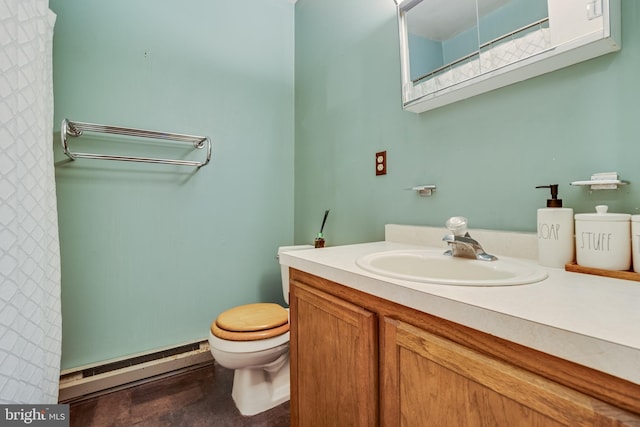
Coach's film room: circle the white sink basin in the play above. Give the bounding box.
[356,249,547,286]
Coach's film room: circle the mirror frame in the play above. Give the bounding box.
[397,0,621,113]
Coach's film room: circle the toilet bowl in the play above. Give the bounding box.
[208,304,290,416]
[208,245,312,416]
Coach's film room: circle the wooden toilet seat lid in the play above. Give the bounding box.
[210,320,289,341]
[211,303,289,341]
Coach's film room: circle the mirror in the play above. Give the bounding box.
[397,0,621,113]
[406,0,480,83]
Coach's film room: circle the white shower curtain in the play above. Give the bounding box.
[0,0,61,403]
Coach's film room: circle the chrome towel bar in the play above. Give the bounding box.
[61,118,212,168]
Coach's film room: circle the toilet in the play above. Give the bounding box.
[208,245,312,416]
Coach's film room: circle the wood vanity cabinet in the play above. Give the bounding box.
[289,278,378,426]
[289,269,640,427]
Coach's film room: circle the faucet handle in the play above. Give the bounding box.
[445,216,468,236]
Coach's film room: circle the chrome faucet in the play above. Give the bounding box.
[442,217,497,261]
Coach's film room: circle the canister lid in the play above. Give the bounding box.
[632,214,640,222]
[574,205,630,222]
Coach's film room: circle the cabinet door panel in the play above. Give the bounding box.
[383,317,638,427]
[290,281,378,427]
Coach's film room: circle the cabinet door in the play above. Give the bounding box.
[290,281,378,427]
[381,317,639,427]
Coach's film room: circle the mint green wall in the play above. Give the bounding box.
[50,0,295,370]
[294,0,640,246]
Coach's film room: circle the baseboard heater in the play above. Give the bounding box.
[58,340,213,403]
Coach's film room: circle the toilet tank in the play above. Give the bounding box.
[278,245,313,304]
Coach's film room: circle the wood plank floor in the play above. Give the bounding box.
[69,363,290,426]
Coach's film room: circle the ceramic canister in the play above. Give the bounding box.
[632,215,640,273]
[575,205,631,271]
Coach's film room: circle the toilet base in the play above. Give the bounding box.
[231,353,290,416]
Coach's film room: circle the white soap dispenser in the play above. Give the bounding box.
[535,185,575,268]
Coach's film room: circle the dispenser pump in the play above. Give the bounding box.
[536,184,563,208]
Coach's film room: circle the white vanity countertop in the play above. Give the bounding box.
[280,238,640,386]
